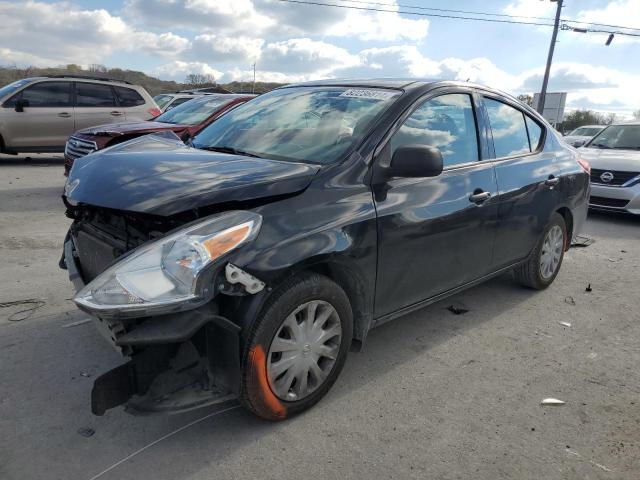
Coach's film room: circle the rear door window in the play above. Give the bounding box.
[75,83,117,107]
[485,98,530,158]
[14,81,72,107]
[114,86,145,107]
[390,93,479,167]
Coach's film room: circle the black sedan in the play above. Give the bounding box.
[61,79,590,420]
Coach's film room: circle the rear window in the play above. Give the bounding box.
[153,95,173,109]
[165,97,192,111]
[76,83,117,107]
[114,86,145,107]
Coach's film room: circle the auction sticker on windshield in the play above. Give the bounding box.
[339,89,397,101]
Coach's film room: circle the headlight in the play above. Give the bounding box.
[74,211,261,317]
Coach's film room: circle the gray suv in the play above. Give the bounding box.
[0,76,160,154]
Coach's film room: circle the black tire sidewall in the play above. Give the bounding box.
[241,273,353,420]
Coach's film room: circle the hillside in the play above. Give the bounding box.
[0,64,285,96]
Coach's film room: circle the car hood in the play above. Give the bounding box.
[64,134,320,216]
[76,121,186,137]
[578,147,640,171]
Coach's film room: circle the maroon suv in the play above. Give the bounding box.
[64,94,255,175]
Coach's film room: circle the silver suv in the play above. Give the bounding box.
[0,76,160,154]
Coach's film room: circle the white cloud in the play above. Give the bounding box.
[516,62,640,113]
[574,0,640,44]
[503,0,556,19]
[259,38,360,74]
[191,34,264,63]
[124,0,275,35]
[0,1,190,65]
[154,61,223,81]
[325,9,429,42]
[125,0,428,41]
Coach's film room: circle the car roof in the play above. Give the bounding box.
[613,121,640,126]
[183,93,257,103]
[573,125,604,129]
[281,78,518,96]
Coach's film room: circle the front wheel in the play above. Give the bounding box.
[514,212,567,289]
[240,273,353,420]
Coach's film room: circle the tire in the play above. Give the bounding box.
[240,272,353,421]
[514,212,567,290]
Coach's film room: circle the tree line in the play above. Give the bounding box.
[0,64,284,96]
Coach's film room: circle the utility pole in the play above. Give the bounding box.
[252,62,256,94]
[537,0,563,115]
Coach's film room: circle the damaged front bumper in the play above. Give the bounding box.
[63,238,242,416]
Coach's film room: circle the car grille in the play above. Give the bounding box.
[590,168,640,187]
[65,136,98,161]
[589,196,630,209]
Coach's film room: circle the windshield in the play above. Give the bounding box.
[570,126,603,136]
[153,94,173,109]
[0,78,33,101]
[192,86,401,164]
[586,125,640,150]
[155,96,231,125]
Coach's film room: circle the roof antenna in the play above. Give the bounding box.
[466,78,470,82]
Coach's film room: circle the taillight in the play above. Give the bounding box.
[577,158,591,174]
[148,107,162,117]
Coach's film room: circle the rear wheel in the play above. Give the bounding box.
[514,212,567,289]
[240,273,353,420]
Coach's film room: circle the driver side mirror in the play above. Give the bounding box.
[387,145,443,179]
[15,98,29,112]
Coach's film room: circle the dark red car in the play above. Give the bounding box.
[64,94,255,175]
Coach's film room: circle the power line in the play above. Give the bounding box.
[561,18,640,33]
[331,0,558,22]
[337,0,640,33]
[275,0,555,26]
[276,0,640,38]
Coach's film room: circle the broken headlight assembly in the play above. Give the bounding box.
[74,211,262,317]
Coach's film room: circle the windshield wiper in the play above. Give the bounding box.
[197,145,262,158]
[590,143,611,149]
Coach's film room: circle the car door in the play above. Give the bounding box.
[73,82,123,130]
[482,95,559,268]
[373,90,499,319]
[2,80,74,150]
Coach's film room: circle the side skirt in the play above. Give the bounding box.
[372,261,522,329]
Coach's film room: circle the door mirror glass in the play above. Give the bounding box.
[15,98,29,112]
[389,145,443,178]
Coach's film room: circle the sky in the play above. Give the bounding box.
[1,0,639,114]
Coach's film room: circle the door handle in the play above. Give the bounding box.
[110,111,124,116]
[545,176,560,187]
[469,190,491,204]
[57,112,71,118]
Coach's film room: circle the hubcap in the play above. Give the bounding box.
[267,300,342,401]
[540,225,564,279]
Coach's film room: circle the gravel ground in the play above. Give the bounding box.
[1,154,639,480]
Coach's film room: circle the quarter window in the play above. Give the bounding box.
[14,81,72,107]
[76,83,117,107]
[114,86,145,107]
[525,116,543,151]
[485,98,530,158]
[390,93,479,167]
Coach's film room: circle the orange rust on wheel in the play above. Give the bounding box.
[251,345,287,419]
